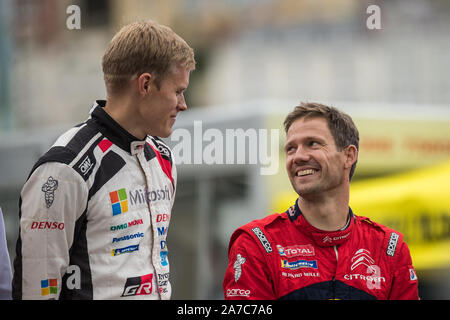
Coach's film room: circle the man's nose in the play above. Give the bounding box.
[293,145,310,163]
[178,93,187,111]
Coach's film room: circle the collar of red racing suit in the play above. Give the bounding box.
[286,199,356,247]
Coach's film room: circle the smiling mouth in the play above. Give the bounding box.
[296,169,318,177]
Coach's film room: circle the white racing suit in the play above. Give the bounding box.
[13,100,176,299]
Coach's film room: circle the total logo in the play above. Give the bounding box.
[277,244,315,258]
[344,248,385,290]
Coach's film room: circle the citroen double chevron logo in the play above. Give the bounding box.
[350,249,376,273]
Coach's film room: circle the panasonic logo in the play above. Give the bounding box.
[112,232,144,243]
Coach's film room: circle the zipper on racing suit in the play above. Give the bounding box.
[331,245,339,299]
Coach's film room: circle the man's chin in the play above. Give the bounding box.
[151,128,171,138]
[160,129,171,138]
[292,183,320,197]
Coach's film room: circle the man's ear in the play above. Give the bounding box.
[344,145,358,169]
[137,73,152,96]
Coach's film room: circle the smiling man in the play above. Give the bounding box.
[223,102,419,300]
[13,20,195,300]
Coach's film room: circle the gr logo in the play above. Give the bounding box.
[121,274,153,297]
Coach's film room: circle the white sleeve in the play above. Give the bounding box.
[17,162,88,300]
[170,153,177,208]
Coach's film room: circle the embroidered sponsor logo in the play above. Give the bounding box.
[160,250,168,266]
[281,271,320,278]
[158,272,170,288]
[78,155,94,176]
[41,278,58,296]
[410,268,418,281]
[156,213,170,223]
[281,259,318,270]
[42,176,58,208]
[387,232,400,256]
[350,248,375,271]
[277,244,315,258]
[112,232,144,243]
[251,227,272,253]
[110,187,171,216]
[111,244,139,256]
[121,274,153,297]
[226,288,251,298]
[128,186,171,205]
[233,254,246,283]
[322,232,350,244]
[110,218,143,231]
[345,249,385,290]
[109,188,128,216]
[157,226,167,236]
[31,221,65,230]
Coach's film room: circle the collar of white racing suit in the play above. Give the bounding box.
[287,198,356,247]
[90,100,147,154]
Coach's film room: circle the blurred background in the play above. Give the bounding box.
[1,0,450,299]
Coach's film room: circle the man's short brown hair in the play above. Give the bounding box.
[102,20,196,95]
[284,102,359,180]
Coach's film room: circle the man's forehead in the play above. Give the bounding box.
[168,65,190,85]
[286,117,331,138]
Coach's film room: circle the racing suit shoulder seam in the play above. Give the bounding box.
[357,216,406,273]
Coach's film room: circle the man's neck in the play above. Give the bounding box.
[104,96,146,140]
[297,189,350,232]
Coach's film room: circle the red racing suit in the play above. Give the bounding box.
[223,200,419,300]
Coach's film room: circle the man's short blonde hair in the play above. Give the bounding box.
[102,20,195,94]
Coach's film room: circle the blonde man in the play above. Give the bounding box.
[13,20,195,300]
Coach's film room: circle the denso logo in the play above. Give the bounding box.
[226,288,251,297]
[31,221,65,230]
[156,214,170,223]
[277,244,315,258]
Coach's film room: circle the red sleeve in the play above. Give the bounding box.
[223,230,276,300]
[388,241,420,300]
